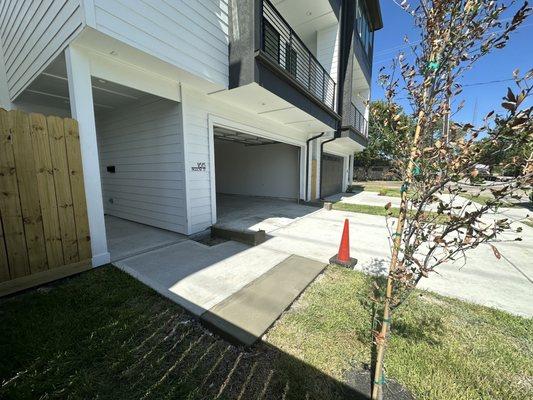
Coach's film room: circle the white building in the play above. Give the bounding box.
[0,0,383,266]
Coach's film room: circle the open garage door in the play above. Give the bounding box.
[214,127,301,200]
[321,153,343,197]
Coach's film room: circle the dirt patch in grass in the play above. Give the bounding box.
[344,369,414,400]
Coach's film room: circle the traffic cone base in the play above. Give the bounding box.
[329,254,358,268]
[329,218,358,268]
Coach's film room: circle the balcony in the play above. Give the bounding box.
[226,0,341,131]
[260,0,336,111]
[348,103,368,138]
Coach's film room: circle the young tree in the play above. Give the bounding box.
[370,2,532,399]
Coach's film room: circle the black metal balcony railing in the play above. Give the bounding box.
[260,0,336,111]
[349,103,368,138]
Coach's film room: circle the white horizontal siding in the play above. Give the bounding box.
[93,0,229,87]
[0,0,84,99]
[97,97,187,234]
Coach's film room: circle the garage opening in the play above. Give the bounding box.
[94,81,187,260]
[14,53,187,261]
[214,127,311,233]
[321,153,344,198]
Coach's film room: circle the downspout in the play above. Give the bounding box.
[305,132,325,200]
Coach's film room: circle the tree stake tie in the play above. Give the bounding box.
[427,60,440,71]
[382,317,392,325]
[400,183,410,193]
[374,374,387,385]
[391,232,401,238]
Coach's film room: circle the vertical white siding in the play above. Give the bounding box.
[0,0,84,99]
[92,0,229,88]
[317,24,339,84]
[96,97,187,233]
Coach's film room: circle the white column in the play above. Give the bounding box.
[0,49,12,110]
[65,46,110,266]
[348,154,354,185]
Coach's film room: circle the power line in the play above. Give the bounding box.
[372,21,532,66]
[462,78,514,88]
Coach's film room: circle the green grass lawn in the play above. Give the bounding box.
[332,202,450,224]
[1,266,531,400]
[351,183,402,197]
[266,266,533,400]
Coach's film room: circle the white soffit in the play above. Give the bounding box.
[210,83,331,133]
[272,0,337,45]
[15,53,162,114]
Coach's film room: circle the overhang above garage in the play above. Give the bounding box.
[210,83,335,134]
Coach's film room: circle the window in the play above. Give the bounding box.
[356,0,373,59]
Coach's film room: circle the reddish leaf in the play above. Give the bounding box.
[385,202,392,210]
[506,87,516,102]
[502,101,516,111]
[490,244,502,260]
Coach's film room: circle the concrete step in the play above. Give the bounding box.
[200,254,326,346]
[211,225,266,245]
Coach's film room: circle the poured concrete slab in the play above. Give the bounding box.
[201,255,326,345]
[114,240,290,316]
[215,194,319,233]
[105,215,186,262]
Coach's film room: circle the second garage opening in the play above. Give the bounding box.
[321,153,344,198]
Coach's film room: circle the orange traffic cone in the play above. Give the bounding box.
[329,218,358,268]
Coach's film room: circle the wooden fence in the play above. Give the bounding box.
[0,109,91,296]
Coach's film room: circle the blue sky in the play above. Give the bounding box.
[371,1,533,124]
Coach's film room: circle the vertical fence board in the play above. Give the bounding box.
[30,113,64,269]
[0,217,9,282]
[64,119,91,260]
[47,116,79,264]
[0,109,29,278]
[10,110,48,274]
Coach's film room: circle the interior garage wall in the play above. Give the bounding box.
[96,97,187,233]
[215,139,300,199]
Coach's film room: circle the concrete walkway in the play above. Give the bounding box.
[115,237,327,343]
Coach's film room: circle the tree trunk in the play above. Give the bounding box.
[370,109,425,400]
